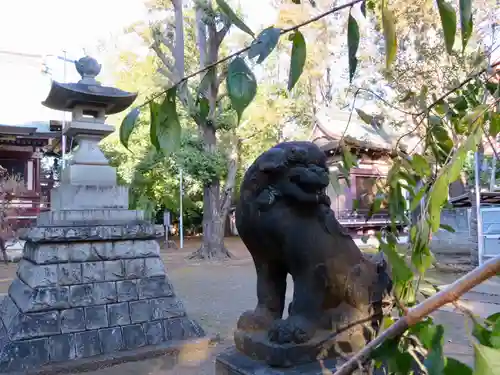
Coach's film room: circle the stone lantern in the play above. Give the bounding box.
[0,57,204,372]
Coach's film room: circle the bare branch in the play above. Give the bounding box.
[157,66,176,82]
[151,43,175,72]
[195,4,208,67]
[171,0,185,77]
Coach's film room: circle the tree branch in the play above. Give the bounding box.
[137,0,364,109]
[151,43,177,78]
[333,254,500,375]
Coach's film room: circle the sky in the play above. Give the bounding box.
[0,0,277,126]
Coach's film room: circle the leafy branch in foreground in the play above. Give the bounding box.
[333,254,500,375]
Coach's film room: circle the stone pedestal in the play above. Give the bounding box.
[216,347,341,375]
[0,210,204,372]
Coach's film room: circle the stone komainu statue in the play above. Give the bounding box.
[235,141,393,367]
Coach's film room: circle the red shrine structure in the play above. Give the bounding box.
[0,121,62,234]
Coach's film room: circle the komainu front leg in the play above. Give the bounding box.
[237,261,287,332]
[268,270,325,344]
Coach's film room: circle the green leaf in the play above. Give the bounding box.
[248,27,281,64]
[381,3,397,69]
[198,97,210,121]
[329,171,342,194]
[216,0,255,38]
[486,313,500,326]
[412,154,431,177]
[341,144,357,170]
[490,319,500,348]
[367,194,384,220]
[347,11,360,83]
[150,87,182,153]
[436,0,457,54]
[226,57,257,123]
[424,325,446,375]
[288,30,307,91]
[443,357,473,375]
[197,68,216,99]
[356,108,375,125]
[120,107,140,150]
[474,343,500,375]
[473,321,492,346]
[490,113,500,138]
[360,1,367,17]
[459,0,473,50]
[429,174,448,232]
[412,243,434,274]
[410,318,437,349]
[440,224,456,233]
[149,101,161,151]
[410,185,426,211]
[379,238,413,283]
[486,82,500,97]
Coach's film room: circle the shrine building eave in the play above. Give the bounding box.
[42,81,138,115]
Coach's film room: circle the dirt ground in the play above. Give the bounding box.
[0,237,495,374]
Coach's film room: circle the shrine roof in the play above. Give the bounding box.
[312,108,422,155]
[0,121,58,138]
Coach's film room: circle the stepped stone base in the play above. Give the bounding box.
[0,212,205,372]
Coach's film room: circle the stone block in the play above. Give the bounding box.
[143,321,165,345]
[99,327,124,353]
[164,318,205,341]
[129,299,152,323]
[74,330,102,359]
[69,284,95,307]
[108,302,131,326]
[18,259,57,287]
[151,297,186,320]
[144,258,166,277]
[94,281,118,304]
[10,278,70,312]
[37,209,145,227]
[104,260,125,281]
[117,280,138,302]
[58,263,83,285]
[82,261,105,282]
[60,164,118,188]
[136,240,161,258]
[0,337,49,372]
[137,276,174,299]
[0,296,20,328]
[6,310,60,341]
[61,308,86,333]
[125,258,145,279]
[106,241,134,259]
[50,184,129,210]
[22,223,159,243]
[48,334,76,362]
[23,242,69,264]
[122,324,146,350]
[68,243,96,262]
[85,305,109,330]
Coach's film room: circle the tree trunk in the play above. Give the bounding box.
[189,126,232,260]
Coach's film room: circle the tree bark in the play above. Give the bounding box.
[189,126,233,259]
